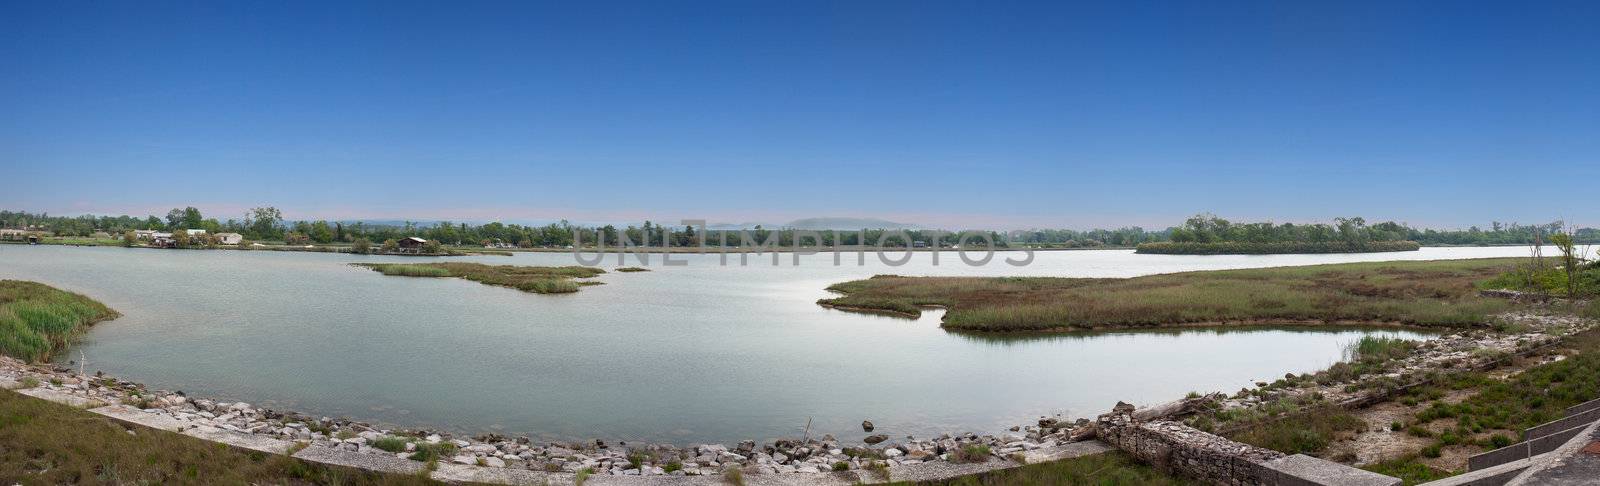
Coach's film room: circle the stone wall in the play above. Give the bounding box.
[1096,403,1285,485]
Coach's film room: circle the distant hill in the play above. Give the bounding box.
[783,217,921,230]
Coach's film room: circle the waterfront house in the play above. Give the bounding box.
[134,230,158,240]
[215,233,244,245]
[185,229,208,237]
[397,236,429,253]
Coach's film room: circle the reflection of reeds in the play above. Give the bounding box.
[0,280,120,363]
[819,258,1523,332]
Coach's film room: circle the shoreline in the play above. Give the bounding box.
[3,297,1590,482]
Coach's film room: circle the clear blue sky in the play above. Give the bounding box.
[3,1,1596,229]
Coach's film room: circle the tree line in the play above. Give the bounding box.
[2,209,1595,248]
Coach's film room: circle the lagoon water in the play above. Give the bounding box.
[0,245,1544,444]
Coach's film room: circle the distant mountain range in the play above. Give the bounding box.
[341,217,923,231]
[706,217,922,230]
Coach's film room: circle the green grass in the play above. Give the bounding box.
[370,437,409,453]
[819,258,1523,331]
[906,450,1190,485]
[0,388,438,485]
[354,262,606,294]
[0,280,120,363]
[1223,405,1365,456]
[1344,336,1419,363]
[1361,456,1454,485]
[1136,240,1421,255]
[951,444,992,463]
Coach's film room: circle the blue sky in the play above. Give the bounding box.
[3,1,1596,229]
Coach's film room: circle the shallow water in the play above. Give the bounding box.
[0,245,1543,444]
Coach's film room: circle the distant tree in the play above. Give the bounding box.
[165,208,185,229]
[284,232,309,245]
[423,239,442,253]
[182,207,204,229]
[122,231,137,247]
[351,237,372,254]
[381,239,398,253]
[309,221,335,244]
[171,229,190,248]
[246,207,284,240]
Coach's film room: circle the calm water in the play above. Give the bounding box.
[0,245,1542,444]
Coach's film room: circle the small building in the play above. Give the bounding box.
[185,229,208,237]
[134,230,159,240]
[215,233,244,245]
[150,232,176,248]
[398,237,428,250]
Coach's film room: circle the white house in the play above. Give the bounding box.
[215,233,244,245]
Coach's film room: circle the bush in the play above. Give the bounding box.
[371,436,408,453]
[951,444,991,463]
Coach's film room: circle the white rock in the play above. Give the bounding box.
[483,457,506,468]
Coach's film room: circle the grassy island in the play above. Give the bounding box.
[818,258,1523,332]
[1135,240,1421,255]
[0,281,119,363]
[354,262,606,294]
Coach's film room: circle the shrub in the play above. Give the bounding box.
[952,444,991,463]
[832,461,849,471]
[371,437,408,453]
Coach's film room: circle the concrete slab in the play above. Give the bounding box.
[292,444,428,476]
[1020,440,1115,464]
[1261,454,1401,486]
[15,386,107,408]
[181,423,296,455]
[90,404,190,433]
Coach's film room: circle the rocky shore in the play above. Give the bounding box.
[0,356,1085,479]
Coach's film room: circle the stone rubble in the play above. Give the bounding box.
[0,355,1082,478]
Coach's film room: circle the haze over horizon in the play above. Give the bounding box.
[4,1,1597,229]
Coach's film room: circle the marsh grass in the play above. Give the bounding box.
[615,267,650,272]
[0,280,120,363]
[355,263,605,294]
[908,450,1185,486]
[1343,336,1418,363]
[819,258,1523,331]
[1223,406,1365,455]
[0,389,437,485]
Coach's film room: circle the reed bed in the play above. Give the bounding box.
[354,262,605,294]
[0,280,119,363]
[818,258,1524,331]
